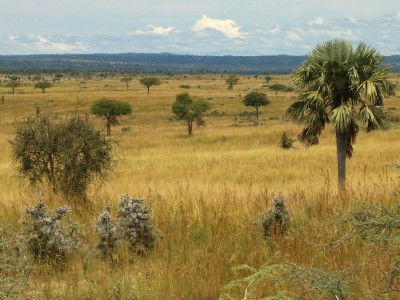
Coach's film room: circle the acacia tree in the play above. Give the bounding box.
[91,98,132,136]
[172,92,210,135]
[242,91,270,120]
[286,39,395,191]
[10,112,113,198]
[121,77,133,90]
[139,77,161,95]
[264,75,273,85]
[5,80,21,94]
[34,80,53,94]
[225,75,240,90]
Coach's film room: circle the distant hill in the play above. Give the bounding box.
[0,53,399,74]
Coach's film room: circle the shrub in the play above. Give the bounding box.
[95,195,158,257]
[255,194,291,239]
[179,84,191,89]
[10,111,114,198]
[95,205,120,258]
[279,132,294,149]
[118,195,156,253]
[21,201,79,263]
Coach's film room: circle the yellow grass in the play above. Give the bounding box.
[0,73,399,299]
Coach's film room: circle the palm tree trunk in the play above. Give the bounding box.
[336,130,346,192]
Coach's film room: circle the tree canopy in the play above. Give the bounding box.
[225,75,240,90]
[120,77,133,90]
[286,39,395,191]
[139,77,161,94]
[172,92,210,135]
[242,91,270,120]
[5,80,20,94]
[34,80,53,94]
[91,98,132,136]
[10,112,113,198]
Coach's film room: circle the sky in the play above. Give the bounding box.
[1,0,399,56]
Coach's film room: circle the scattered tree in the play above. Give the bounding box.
[10,111,114,198]
[91,98,132,136]
[225,75,240,90]
[120,77,133,90]
[269,83,293,95]
[172,92,211,135]
[286,39,395,191]
[139,77,161,95]
[34,80,53,94]
[5,80,20,94]
[242,91,270,120]
[264,74,273,85]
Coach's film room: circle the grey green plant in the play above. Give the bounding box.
[95,205,120,258]
[255,194,291,239]
[118,195,156,253]
[21,201,79,263]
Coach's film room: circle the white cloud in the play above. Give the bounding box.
[308,17,324,26]
[347,16,357,23]
[131,25,175,36]
[8,35,16,41]
[33,35,89,53]
[191,15,242,38]
[286,31,303,42]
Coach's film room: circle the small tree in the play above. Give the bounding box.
[91,98,132,136]
[242,91,270,120]
[10,112,113,198]
[264,74,273,85]
[172,92,211,135]
[5,80,21,94]
[225,75,240,90]
[139,77,161,95]
[34,80,53,94]
[120,77,133,90]
[269,83,289,95]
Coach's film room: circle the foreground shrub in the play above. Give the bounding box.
[95,205,120,258]
[95,195,157,257]
[255,194,291,239]
[21,201,79,263]
[10,111,114,198]
[118,195,156,253]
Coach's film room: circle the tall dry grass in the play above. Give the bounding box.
[0,73,399,299]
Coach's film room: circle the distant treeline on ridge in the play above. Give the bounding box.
[0,53,399,74]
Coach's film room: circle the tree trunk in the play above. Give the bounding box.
[106,115,111,136]
[256,107,259,120]
[188,121,193,135]
[336,130,346,192]
[147,86,150,95]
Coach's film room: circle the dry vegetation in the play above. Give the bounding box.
[0,73,399,299]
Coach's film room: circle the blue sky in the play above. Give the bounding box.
[1,0,399,55]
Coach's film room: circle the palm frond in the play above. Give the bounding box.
[345,120,359,158]
[329,104,354,133]
[359,105,387,132]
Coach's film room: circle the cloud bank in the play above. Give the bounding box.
[1,13,399,55]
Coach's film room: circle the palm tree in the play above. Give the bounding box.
[286,39,395,191]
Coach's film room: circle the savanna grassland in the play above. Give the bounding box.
[0,72,400,299]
